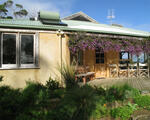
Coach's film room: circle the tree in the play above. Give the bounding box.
[0,0,28,19]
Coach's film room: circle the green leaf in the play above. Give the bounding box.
[14,9,28,17]
[4,0,13,8]
[15,4,23,9]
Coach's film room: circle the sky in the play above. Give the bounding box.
[1,0,150,32]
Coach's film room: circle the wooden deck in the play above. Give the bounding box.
[88,77,150,91]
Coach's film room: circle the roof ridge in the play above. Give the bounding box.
[62,11,99,24]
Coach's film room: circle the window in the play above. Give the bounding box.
[120,51,129,60]
[70,50,83,66]
[95,49,104,64]
[78,51,83,65]
[3,34,16,66]
[0,33,38,69]
[21,34,34,65]
[119,51,129,64]
[131,53,147,63]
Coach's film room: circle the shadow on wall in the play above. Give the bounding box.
[0,55,57,88]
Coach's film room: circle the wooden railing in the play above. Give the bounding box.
[109,62,149,78]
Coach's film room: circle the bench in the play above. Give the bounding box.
[75,72,95,84]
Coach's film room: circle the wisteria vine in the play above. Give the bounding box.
[69,33,150,55]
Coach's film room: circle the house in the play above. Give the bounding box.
[0,10,150,88]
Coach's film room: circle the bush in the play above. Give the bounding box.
[111,103,137,120]
[0,75,3,82]
[59,64,78,89]
[106,85,126,102]
[46,77,60,91]
[123,84,140,98]
[50,85,98,120]
[95,86,106,97]
[134,95,150,108]
[92,100,109,119]
[0,86,21,120]
[105,84,140,102]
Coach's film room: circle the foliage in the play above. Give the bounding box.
[134,95,150,108]
[47,85,98,120]
[105,84,135,102]
[69,32,150,55]
[0,86,21,120]
[59,63,78,89]
[0,0,28,19]
[124,86,141,98]
[46,77,60,91]
[95,84,140,103]
[111,103,137,120]
[65,85,98,120]
[95,86,106,97]
[92,99,109,119]
[0,75,3,82]
[0,76,145,120]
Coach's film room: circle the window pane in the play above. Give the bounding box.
[100,53,104,57]
[21,35,34,64]
[96,59,99,63]
[95,49,104,64]
[78,51,83,65]
[139,53,145,63]
[100,59,104,63]
[120,52,129,60]
[96,53,100,58]
[132,55,138,62]
[3,34,16,64]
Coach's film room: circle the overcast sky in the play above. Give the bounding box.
[1,0,150,32]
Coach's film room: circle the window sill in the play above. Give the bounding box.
[0,66,40,70]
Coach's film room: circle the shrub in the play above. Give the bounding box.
[56,85,98,120]
[0,75,3,82]
[21,82,46,106]
[0,86,21,120]
[123,84,140,98]
[111,103,137,120]
[20,82,52,120]
[105,84,140,102]
[92,99,109,119]
[45,78,64,99]
[95,86,106,97]
[46,77,59,91]
[47,103,77,120]
[59,63,78,89]
[134,95,150,108]
[106,85,126,102]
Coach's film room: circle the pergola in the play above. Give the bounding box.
[69,32,150,79]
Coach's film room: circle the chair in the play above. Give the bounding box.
[139,63,149,78]
[109,64,118,78]
[129,63,138,77]
[118,63,128,77]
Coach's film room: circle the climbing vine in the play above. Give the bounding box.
[68,32,150,55]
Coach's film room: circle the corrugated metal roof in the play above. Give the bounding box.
[0,19,149,37]
[63,20,150,37]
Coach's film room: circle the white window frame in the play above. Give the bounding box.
[1,33,18,68]
[19,34,36,68]
[0,32,39,69]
